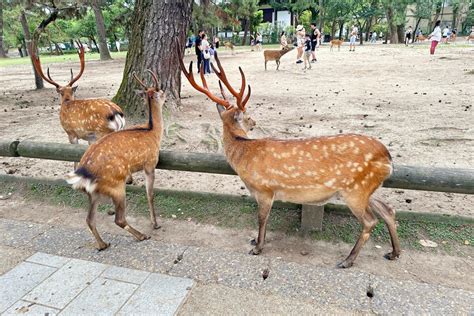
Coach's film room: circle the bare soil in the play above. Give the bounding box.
[0,43,473,218]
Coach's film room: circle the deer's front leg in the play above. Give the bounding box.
[67,133,79,169]
[250,191,274,255]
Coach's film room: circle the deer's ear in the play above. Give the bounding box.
[135,90,145,97]
[216,103,226,118]
[72,86,78,93]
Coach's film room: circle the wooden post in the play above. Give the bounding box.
[301,204,324,232]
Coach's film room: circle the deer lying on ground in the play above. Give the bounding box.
[416,34,426,42]
[330,39,344,51]
[179,52,401,268]
[31,41,125,151]
[66,70,165,250]
[263,45,293,70]
[467,32,474,43]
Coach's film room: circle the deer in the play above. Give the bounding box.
[66,70,165,250]
[178,51,401,268]
[224,41,235,55]
[330,39,344,51]
[30,41,125,160]
[263,45,293,70]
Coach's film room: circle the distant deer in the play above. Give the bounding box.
[467,32,474,43]
[66,71,165,250]
[179,52,401,268]
[30,41,125,151]
[224,41,235,55]
[330,39,344,51]
[263,45,293,70]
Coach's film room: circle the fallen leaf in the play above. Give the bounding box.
[464,240,470,245]
[375,245,382,249]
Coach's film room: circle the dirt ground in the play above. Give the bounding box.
[0,43,473,217]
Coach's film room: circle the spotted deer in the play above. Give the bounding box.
[263,45,293,70]
[66,70,165,250]
[179,52,401,268]
[30,41,125,151]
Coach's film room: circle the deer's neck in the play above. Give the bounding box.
[149,100,164,138]
[222,124,251,169]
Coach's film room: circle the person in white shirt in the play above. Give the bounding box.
[442,26,450,43]
[349,25,358,51]
[200,33,211,74]
[371,31,377,43]
[428,20,442,55]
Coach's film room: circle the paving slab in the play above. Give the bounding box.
[25,252,71,268]
[101,265,150,285]
[118,273,193,316]
[3,300,60,316]
[0,262,56,313]
[60,277,138,316]
[22,258,108,309]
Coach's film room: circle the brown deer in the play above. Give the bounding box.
[30,41,125,149]
[330,39,344,51]
[263,45,293,70]
[224,41,235,55]
[179,52,401,268]
[66,70,165,250]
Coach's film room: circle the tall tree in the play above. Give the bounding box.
[113,0,193,115]
[90,0,112,60]
[0,0,7,58]
[20,10,44,88]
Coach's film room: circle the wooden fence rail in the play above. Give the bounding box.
[1,140,473,195]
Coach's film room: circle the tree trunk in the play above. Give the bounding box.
[0,1,7,58]
[241,18,249,46]
[397,25,404,43]
[113,0,193,115]
[20,11,43,89]
[90,35,99,53]
[331,20,337,38]
[413,17,422,42]
[430,1,443,31]
[360,20,367,45]
[338,22,344,40]
[91,0,112,60]
[386,6,398,44]
[318,0,324,31]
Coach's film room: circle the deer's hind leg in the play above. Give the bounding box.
[369,198,401,260]
[111,186,150,241]
[86,192,109,250]
[338,193,378,268]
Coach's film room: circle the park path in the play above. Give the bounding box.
[1,216,473,315]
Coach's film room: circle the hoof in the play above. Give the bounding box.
[249,247,262,255]
[384,252,400,260]
[336,260,353,269]
[107,210,115,216]
[250,238,257,246]
[97,242,110,251]
[138,234,151,241]
[153,224,161,230]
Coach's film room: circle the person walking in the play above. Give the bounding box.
[200,33,211,74]
[214,36,220,49]
[442,25,450,43]
[310,23,320,62]
[428,20,442,55]
[371,31,377,43]
[280,31,288,49]
[405,26,412,46]
[349,25,358,51]
[295,25,305,64]
[256,32,263,51]
[195,30,204,73]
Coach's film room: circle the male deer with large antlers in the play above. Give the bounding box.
[66,71,165,250]
[30,41,125,151]
[179,52,401,268]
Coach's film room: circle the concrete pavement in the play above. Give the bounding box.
[0,218,473,315]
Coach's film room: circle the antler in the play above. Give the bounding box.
[68,40,85,86]
[30,39,60,88]
[176,43,231,109]
[132,70,160,90]
[211,51,251,112]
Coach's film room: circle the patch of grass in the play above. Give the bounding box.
[0,51,128,68]
[15,182,474,255]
